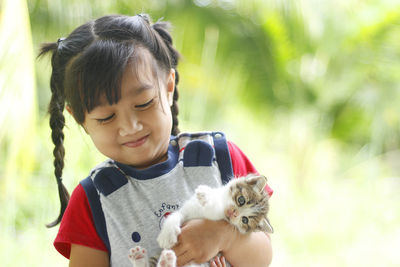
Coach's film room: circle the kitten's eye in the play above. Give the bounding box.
[238,196,245,206]
[242,216,249,224]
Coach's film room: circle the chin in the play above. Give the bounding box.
[227,219,245,234]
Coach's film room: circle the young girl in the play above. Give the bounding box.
[39,14,273,267]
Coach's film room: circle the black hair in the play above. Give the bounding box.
[38,14,180,227]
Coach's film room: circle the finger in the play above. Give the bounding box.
[214,256,223,267]
[176,250,193,267]
[211,259,219,267]
[220,256,226,267]
[214,256,221,266]
[171,242,186,257]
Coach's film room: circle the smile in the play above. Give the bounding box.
[122,135,148,148]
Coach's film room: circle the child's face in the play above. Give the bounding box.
[82,54,175,169]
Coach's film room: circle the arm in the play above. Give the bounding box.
[54,185,109,261]
[172,219,272,267]
[69,244,109,267]
[221,223,272,267]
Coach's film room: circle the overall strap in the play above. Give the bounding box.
[178,132,233,184]
[80,176,111,254]
[212,132,234,184]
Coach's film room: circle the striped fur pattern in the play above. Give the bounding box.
[226,174,273,234]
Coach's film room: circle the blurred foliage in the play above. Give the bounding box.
[1,0,400,266]
[29,0,400,153]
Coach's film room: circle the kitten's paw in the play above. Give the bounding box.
[157,224,181,249]
[196,185,212,206]
[128,246,148,267]
[157,249,176,267]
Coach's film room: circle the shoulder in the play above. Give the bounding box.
[54,183,107,259]
[226,140,258,177]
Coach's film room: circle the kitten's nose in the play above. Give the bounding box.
[226,207,238,219]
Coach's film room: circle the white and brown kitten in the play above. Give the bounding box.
[129,174,273,267]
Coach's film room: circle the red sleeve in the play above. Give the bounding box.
[54,184,108,258]
[227,141,273,196]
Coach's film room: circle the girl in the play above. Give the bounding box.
[39,14,273,267]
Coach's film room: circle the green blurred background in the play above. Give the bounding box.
[1,0,399,266]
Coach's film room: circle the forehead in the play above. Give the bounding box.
[96,47,163,107]
[124,48,159,84]
[232,182,255,195]
[128,46,161,83]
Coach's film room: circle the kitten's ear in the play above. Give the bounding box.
[246,174,268,193]
[258,218,274,234]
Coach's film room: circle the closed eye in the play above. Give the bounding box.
[96,113,115,124]
[135,99,154,109]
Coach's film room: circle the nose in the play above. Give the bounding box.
[226,207,238,219]
[118,112,143,137]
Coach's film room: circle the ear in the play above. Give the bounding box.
[166,68,175,106]
[65,104,73,115]
[246,174,268,193]
[258,218,274,234]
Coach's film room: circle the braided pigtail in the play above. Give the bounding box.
[152,21,181,136]
[170,71,180,136]
[39,41,70,228]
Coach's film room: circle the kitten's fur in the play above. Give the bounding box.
[129,174,273,267]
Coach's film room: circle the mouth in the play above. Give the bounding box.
[122,135,148,148]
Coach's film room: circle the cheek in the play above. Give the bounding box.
[147,111,172,136]
[85,125,116,151]
[234,221,248,234]
[247,219,259,232]
[149,100,172,124]
[89,132,111,154]
[226,197,236,207]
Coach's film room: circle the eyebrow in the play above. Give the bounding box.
[134,83,153,95]
[93,83,153,109]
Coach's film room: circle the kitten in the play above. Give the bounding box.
[129,174,273,267]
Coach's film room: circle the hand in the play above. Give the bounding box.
[172,219,234,267]
[210,255,226,267]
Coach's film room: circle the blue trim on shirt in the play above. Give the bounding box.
[93,167,128,196]
[80,177,111,254]
[213,133,233,184]
[114,141,180,180]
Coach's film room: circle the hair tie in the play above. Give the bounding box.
[136,13,150,24]
[57,37,66,49]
